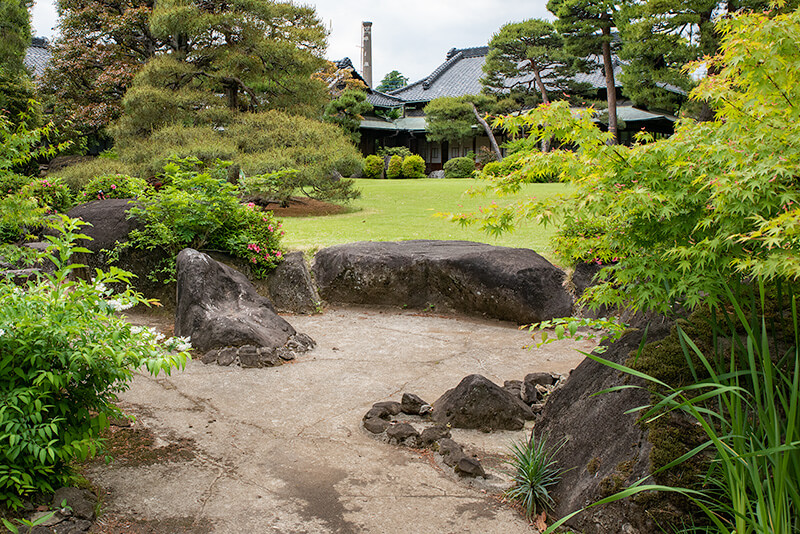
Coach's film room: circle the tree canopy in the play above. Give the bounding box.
[547,0,620,143]
[376,70,408,92]
[322,89,372,144]
[458,6,800,313]
[424,95,502,161]
[43,0,163,138]
[482,18,588,107]
[0,0,36,126]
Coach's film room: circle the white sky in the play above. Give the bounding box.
[31,0,553,86]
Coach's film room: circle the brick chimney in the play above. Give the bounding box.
[361,21,373,88]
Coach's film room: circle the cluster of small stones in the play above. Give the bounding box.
[502,371,563,414]
[362,393,487,479]
[199,333,315,368]
[26,487,97,534]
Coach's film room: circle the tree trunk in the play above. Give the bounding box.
[471,103,503,162]
[531,64,550,105]
[601,26,618,145]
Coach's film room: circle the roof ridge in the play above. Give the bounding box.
[423,50,464,90]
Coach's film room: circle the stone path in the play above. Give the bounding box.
[89,307,592,533]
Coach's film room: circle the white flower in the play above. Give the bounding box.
[107,298,135,311]
[130,326,144,335]
[0,328,5,336]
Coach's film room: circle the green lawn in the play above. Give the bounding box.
[281,179,568,263]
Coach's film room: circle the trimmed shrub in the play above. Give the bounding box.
[49,158,133,194]
[386,155,403,179]
[364,155,384,179]
[115,110,363,203]
[443,157,475,178]
[401,154,426,178]
[78,174,150,202]
[19,177,73,213]
[377,146,412,159]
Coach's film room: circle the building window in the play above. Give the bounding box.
[431,146,439,159]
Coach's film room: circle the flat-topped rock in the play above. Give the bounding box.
[312,240,571,324]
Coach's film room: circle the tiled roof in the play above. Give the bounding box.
[388,46,489,103]
[367,90,405,108]
[24,37,51,80]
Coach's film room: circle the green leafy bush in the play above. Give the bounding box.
[504,433,566,520]
[0,173,30,196]
[19,177,73,214]
[443,157,475,178]
[401,154,426,178]
[364,155,384,179]
[126,158,284,281]
[0,216,190,509]
[377,146,412,159]
[0,195,43,243]
[78,174,150,202]
[386,155,402,179]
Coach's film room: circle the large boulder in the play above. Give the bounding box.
[534,321,674,534]
[312,240,571,324]
[432,374,534,431]
[65,199,175,305]
[174,249,314,364]
[263,251,321,313]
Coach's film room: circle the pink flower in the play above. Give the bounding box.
[111,184,117,189]
[268,225,274,232]
[246,202,255,208]
[276,251,283,258]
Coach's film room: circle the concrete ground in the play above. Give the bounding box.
[89,307,592,534]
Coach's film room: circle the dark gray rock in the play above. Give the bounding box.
[386,422,419,445]
[66,199,174,306]
[363,417,390,434]
[52,487,96,521]
[175,249,314,363]
[437,438,465,467]
[432,374,533,431]
[312,240,572,324]
[525,372,557,387]
[372,401,402,416]
[364,406,392,421]
[265,251,321,314]
[503,380,523,399]
[522,381,540,404]
[534,322,674,534]
[455,456,486,478]
[401,393,428,415]
[419,425,451,447]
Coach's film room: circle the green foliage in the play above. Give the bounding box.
[376,70,408,93]
[463,7,800,314]
[386,155,402,179]
[363,155,384,179]
[0,195,42,244]
[49,158,133,195]
[114,0,328,142]
[504,433,567,520]
[481,155,556,184]
[529,316,626,352]
[322,89,373,144]
[0,174,30,196]
[424,96,482,144]
[546,284,800,534]
[482,18,590,107]
[401,155,426,179]
[78,174,150,202]
[1,110,71,181]
[19,178,73,214]
[0,0,36,127]
[377,146,412,159]
[0,216,190,509]
[126,158,285,282]
[443,157,475,179]
[115,111,362,204]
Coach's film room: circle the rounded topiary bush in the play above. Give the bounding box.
[443,157,475,178]
[401,154,426,178]
[78,174,150,202]
[386,155,403,179]
[364,154,384,179]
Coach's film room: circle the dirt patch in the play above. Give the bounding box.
[98,424,197,468]
[91,514,212,534]
[256,196,350,217]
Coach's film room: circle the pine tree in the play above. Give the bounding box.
[376,70,408,93]
[114,0,329,141]
[482,19,588,108]
[43,0,163,139]
[323,89,372,144]
[548,0,620,143]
